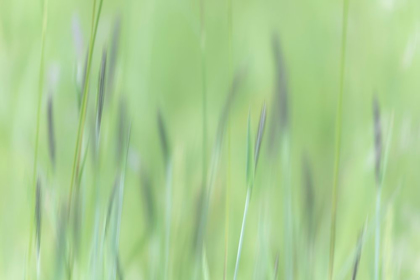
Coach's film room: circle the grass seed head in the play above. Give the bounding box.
[108,15,121,96]
[352,228,365,280]
[302,153,314,230]
[140,163,155,230]
[47,93,56,170]
[97,48,107,139]
[272,34,289,133]
[254,102,267,172]
[373,95,382,184]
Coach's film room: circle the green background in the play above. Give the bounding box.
[1,0,419,278]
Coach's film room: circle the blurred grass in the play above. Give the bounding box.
[1,0,420,278]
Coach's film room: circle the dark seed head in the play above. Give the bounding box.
[373,95,382,184]
[268,34,289,160]
[254,102,267,172]
[47,93,56,170]
[216,68,245,143]
[97,48,107,139]
[157,109,170,164]
[117,98,128,165]
[302,153,314,232]
[352,229,365,280]
[108,16,121,97]
[140,164,155,230]
[272,34,289,133]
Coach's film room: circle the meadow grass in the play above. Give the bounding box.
[7,0,413,278]
[233,102,266,280]
[68,0,104,214]
[329,0,349,278]
[27,0,48,277]
[224,0,233,277]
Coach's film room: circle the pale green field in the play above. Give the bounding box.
[1,0,420,279]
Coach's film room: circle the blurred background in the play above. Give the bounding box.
[1,0,420,278]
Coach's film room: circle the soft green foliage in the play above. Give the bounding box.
[2,0,420,279]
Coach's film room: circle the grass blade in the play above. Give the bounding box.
[27,0,48,276]
[68,0,105,217]
[329,0,349,278]
[193,69,244,258]
[157,109,172,279]
[352,226,366,280]
[35,177,42,279]
[254,102,266,172]
[234,102,266,280]
[234,110,253,280]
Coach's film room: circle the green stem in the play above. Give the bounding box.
[329,0,349,279]
[27,0,48,277]
[68,0,104,213]
[224,0,232,278]
[233,187,251,280]
[374,187,381,280]
[282,133,293,280]
[374,113,394,280]
[164,162,173,279]
[200,0,207,194]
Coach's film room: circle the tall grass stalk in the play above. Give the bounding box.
[202,247,211,280]
[282,132,293,280]
[164,163,173,279]
[224,0,233,278]
[68,0,104,213]
[374,110,394,280]
[200,0,208,196]
[233,103,266,280]
[234,188,251,280]
[112,124,131,279]
[233,111,253,280]
[194,71,242,278]
[27,0,48,277]
[351,224,366,280]
[195,1,208,273]
[157,109,172,279]
[329,0,349,278]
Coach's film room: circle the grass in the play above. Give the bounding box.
[233,102,266,280]
[3,0,416,278]
[329,0,350,278]
[351,225,366,280]
[68,0,104,215]
[27,0,48,277]
[157,110,172,279]
[374,107,394,280]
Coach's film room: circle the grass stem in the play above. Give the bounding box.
[68,0,104,215]
[27,0,48,277]
[233,188,251,280]
[329,0,349,278]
